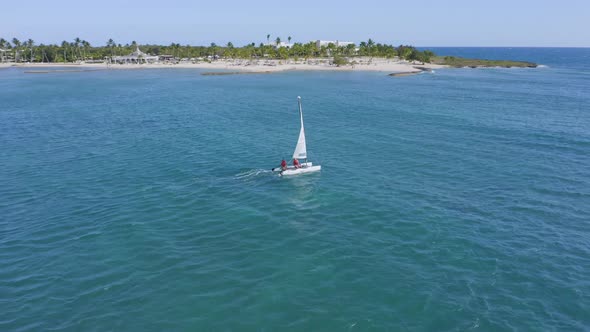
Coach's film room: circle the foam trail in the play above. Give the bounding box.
[234,169,272,179]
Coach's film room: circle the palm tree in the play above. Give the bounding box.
[367,38,375,57]
[74,37,81,60]
[288,36,292,44]
[291,43,303,58]
[69,42,76,60]
[12,38,21,62]
[209,42,217,57]
[261,43,267,57]
[79,40,85,60]
[0,38,5,62]
[38,44,47,62]
[327,42,336,56]
[302,41,315,58]
[61,40,68,62]
[27,39,34,62]
[346,43,356,56]
[169,43,178,58]
[82,40,90,60]
[226,42,234,58]
[275,37,281,46]
[21,40,28,61]
[107,39,115,57]
[185,44,191,59]
[175,43,181,58]
[12,38,20,49]
[358,41,367,56]
[266,34,270,45]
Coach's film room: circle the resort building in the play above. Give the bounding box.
[267,42,294,49]
[315,40,355,48]
[0,48,15,63]
[276,42,294,48]
[111,46,159,64]
[159,55,176,63]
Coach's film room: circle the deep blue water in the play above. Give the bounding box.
[1,48,589,331]
[426,47,590,70]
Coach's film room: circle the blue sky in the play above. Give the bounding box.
[2,0,589,47]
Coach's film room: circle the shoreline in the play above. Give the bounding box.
[0,58,446,75]
[1,56,541,75]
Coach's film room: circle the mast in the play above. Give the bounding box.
[292,96,307,160]
[298,96,304,129]
[298,96,307,164]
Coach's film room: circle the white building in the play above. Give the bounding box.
[268,42,294,49]
[315,40,355,48]
[112,46,159,64]
[0,48,16,63]
[0,48,7,62]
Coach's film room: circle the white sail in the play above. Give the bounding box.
[292,96,307,160]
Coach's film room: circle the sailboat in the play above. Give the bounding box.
[272,96,321,176]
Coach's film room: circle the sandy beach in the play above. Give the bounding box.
[0,57,446,74]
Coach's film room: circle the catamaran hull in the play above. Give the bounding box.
[272,162,313,172]
[280,165,321,176]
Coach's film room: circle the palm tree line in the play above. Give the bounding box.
[0,36,435,63]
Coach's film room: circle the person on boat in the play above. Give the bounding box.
[293,158,302,168]
[281,159,287,171]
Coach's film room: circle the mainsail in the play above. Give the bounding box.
[292,96,307,160]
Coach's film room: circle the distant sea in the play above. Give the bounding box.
[1,48,589,331]
[425,46,590,70]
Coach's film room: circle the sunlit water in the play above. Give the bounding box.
[1,48,589,331]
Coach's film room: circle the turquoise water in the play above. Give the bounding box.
[1,48,589,331]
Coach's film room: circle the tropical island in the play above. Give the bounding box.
[0,36,538,75]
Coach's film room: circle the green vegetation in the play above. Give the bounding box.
[0,37,435,63]
[432,56,537,68]
[332,55,349,67]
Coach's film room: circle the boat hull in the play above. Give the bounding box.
[272,162,313,172]
[280,165,321,176]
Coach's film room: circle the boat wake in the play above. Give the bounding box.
[234,169,273,180]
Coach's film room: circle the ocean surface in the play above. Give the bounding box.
[1,48,589,331]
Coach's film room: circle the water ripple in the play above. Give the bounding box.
[1,64,589,331]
